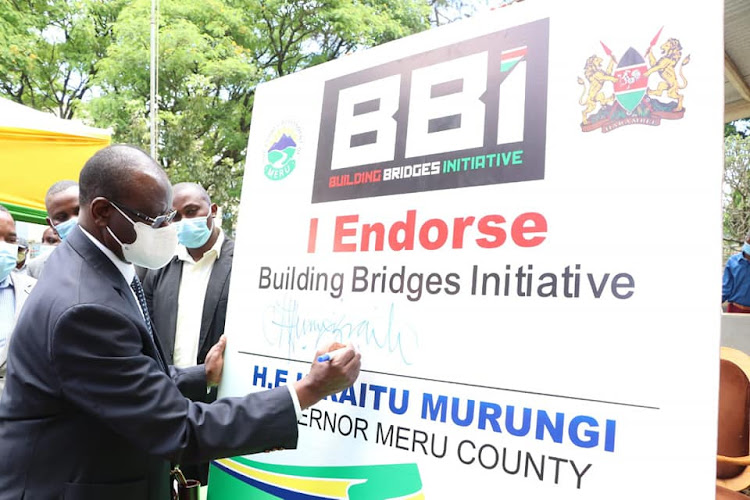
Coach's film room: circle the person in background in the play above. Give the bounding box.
[42,226,62,246]
[143,183,232,382]
[0,207,36,398]
[0,145,360,499]
[143,182,234,484]
[723,231,750,313]
[14,238,28,275]
[27,180,78,279]
[28,228,62,271]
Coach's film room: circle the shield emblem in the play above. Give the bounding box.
[614,47,648,112]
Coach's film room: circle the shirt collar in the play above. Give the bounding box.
[177,229,224,264]
[0,275,13,289]
[80,226,136,285]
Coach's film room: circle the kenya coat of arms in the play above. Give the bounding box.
[578,27,690,133]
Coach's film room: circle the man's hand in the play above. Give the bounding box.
[204,335,227,387]
[293,342,361,410]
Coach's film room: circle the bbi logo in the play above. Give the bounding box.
[312,18,549,203]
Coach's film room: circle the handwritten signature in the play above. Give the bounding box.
[262,298,418,365]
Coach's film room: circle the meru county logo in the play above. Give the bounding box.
[264,123,302,181]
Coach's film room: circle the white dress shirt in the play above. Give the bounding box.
[173,230,224,368]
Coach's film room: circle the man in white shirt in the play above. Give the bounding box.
[142,182,234,483]
[0,206,36,398]
[144,183,232,379]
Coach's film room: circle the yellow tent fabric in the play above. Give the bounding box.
[0,98,111,224]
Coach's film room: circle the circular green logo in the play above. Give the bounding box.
[264,124,301,181]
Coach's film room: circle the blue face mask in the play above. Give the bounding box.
[52,217,78,241]
[743,243,750,256]
[0,242,18,281]
[175,215,213,249]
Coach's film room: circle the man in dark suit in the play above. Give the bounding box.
[0,145,360,500]
[143,182,234,484]
[144,183,232,395]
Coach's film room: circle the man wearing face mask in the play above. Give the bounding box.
[142,182,234,485]
[14,238,29,275]
[0,207,36,398]
[0,145,361,499]
[27,180,79,279]
[143,183,232,394]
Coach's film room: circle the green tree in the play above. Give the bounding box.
[249,0,428,75]
[428,0,476,26]
[0,0,125,118]
[427,0,523,27]
[84,0,430,231]
[726,119,750,138]
[84,0,258,229]
[723,134,750,262]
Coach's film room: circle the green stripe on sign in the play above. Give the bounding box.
[208,457,423,500]
[0,202,48,225]
[207,466,279,499]
[501,59,520,72]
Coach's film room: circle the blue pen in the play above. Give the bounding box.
[317,347,349,363]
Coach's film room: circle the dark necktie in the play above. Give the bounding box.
[130,275,154,339]
[130,276,166,372]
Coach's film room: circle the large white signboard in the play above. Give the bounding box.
[213,1,724,498]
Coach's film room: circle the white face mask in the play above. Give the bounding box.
[106,203,178,269]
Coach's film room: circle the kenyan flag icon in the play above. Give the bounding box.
[613,47,648,113]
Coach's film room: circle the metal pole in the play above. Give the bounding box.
[149,0,159,160]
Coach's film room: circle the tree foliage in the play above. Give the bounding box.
[0,0,125,118]
[723,134,750,262]
[0,0,430,231]
[427,0,522,26]
[726,119,750,139]
[428,0,476,26]
[83,0,430,230]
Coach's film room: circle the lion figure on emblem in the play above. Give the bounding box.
[644,38,691,111]
[577,55,618,124]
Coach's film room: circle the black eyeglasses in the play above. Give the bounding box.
[110,201,177,228]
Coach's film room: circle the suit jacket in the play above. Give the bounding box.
[0,227,298,500]
[0,272,36,394]
[143,237,233,368]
